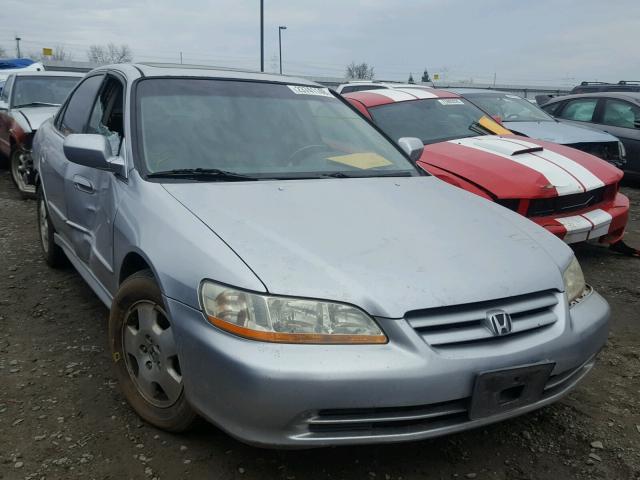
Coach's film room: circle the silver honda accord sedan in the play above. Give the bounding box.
[32,63,609,448]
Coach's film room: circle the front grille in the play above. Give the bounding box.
[527,187,605,217]
[496,198,520,212]
[406,290,558,347]
[569,141,622,165]
[301,357,594,439]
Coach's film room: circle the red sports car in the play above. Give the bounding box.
[344,87,630,245]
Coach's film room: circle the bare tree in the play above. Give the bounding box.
[0,45,6,58]
[408,73,415,84]
[87,43,133,64]
[50,45,73,61]
[346,62,374,80]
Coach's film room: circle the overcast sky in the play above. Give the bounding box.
[2,0,639,86]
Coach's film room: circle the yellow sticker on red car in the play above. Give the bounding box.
[327,152,393,170]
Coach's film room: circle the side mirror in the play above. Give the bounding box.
[398,137,424,162]
[63,134,126,176]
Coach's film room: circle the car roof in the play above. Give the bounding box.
[339,81,383,85]
[95,62,321,86]
[544,91,640,104]
[449,88,512,96]
[11,71,84,78]
[343,87,459,107]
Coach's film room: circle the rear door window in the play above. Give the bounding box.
[602,99,640,129]
[558,98,598,122]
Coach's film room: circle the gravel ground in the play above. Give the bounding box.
[1,170,639,480]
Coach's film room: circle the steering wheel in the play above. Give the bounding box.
[286,144,332,166]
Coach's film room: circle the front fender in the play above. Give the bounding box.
[112,171,266,309]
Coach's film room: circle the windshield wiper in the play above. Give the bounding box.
[147,168,258,181]
[14,102,60,108]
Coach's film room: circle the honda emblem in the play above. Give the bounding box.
[484,309,513,336]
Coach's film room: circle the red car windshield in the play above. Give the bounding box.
[369,98,496,145]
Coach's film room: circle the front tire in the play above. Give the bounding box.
[109,270,196,432]
[11,148,36,198]
[37,189,67,268]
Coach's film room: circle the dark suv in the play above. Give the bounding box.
[570,81,640,94]
[540,92,640,174]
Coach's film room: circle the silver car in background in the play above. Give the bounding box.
[33,63,608,447]
[453,88,626,168]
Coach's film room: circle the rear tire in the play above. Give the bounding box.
[109,270,197,432]
[37,189,67,268]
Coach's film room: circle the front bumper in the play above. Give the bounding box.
[532,192,629,244]
[167,289,609,448]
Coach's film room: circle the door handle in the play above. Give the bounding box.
[73,175,94,193]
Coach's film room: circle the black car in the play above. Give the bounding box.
[570,81,640,94]
[539,92,640,174]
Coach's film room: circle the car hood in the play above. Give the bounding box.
[163,176,570,318]
[14,106,59,132]
[421,135,621,199]
[503,120,618,144]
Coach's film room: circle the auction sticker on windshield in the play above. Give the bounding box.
[288,85,333,97]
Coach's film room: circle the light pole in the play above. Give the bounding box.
[278,26,287,74]
[260,0,264,72]
[15,36,22,57]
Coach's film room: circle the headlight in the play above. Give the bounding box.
[562,257,587,305]
[199,281,387,344]
[618,141,626,159]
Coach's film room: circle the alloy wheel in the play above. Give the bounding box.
[122,301,183,408]
[11,150,36,195]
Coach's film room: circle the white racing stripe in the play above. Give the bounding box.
[555,209,613,243]
[373,89,422,102]
[451,137,584,195]
[395,88,438,99]
[555,216,592,243]
[503,137,605,191]
[582,209,613,239]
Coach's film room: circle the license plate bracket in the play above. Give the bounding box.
[469,363,555,420]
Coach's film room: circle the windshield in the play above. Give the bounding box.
[12,76,80,108]
[135,79,417,179]
[369,98,501,145]
[468,93,553,122]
